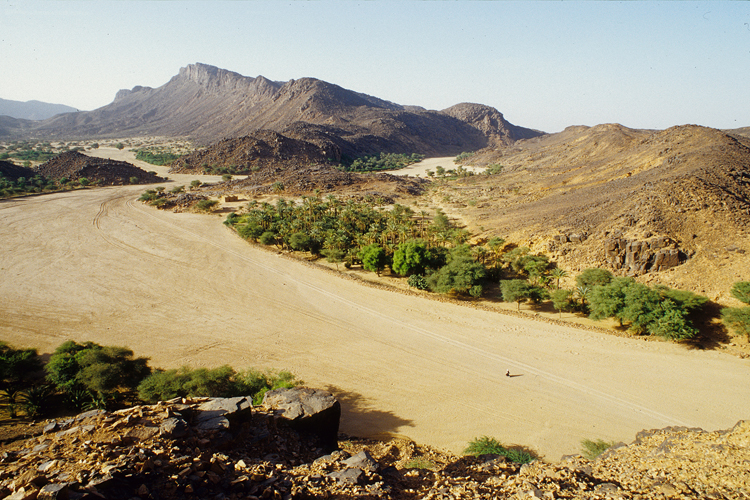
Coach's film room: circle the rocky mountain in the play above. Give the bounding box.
[444,123,750,301]
[4,63,542,157]
[2,387,748,499]
[0,97,78,121]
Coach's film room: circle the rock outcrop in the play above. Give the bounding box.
[263,387,341,452]
[2,391,749,499]
[604,235,683,274]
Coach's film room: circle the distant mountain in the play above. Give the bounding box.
[3,63,542,156]
[0,97,78,121]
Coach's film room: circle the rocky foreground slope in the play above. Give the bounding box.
[2,388,748,500]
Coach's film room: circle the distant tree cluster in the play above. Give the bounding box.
[135,149,180,166]
[343,152,425,172]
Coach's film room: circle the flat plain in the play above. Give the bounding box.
[1,149,748,460]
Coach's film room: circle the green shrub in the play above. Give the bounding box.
[195,199,219,212]
[501,279,531,310]
[576,268,613,288]
[407,274,429,290]
[0,341,43,392]
[137,366,298,405]
[581,438,616,460]
[135,149,179,166]
[464,436,534,464]
[392,240,432,276]
[359,244,388,276]
[730,282,750,304]
[259,231,277,246]
[129,176,139,184]
[45,340,151,397]
[426,245,486,296]
[722,306,750,340]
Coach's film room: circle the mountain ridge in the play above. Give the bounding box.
[0,97,78,121]
[1,63,542,157]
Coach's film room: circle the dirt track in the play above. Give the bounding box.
[1,150,749,460]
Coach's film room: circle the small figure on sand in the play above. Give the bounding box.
[505,369,510,377]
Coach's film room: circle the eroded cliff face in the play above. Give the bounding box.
[1,391,748,499]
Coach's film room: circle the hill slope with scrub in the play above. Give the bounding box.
[443,124,750,302]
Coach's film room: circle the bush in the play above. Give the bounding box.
[0,341,43,391]
[138,366,298,405]
[581,438,616,460]
[501,279,531,310]
[45,341,151,397]
[259,231,277,246]
[392,240,432,276]
[730,282,750,304]
[407,274,429,290]
[722,307,750,340]
[550,289,574,315]
[129,176,139,184]
[464,436,534,464]
[426,245,486,296]
[359,244,388,276]
[195,199,219,212]
[576,268,613,288]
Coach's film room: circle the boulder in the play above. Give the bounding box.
[195,396,252,433]
[262,387,341,452]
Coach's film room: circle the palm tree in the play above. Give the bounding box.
[550,268,569,290]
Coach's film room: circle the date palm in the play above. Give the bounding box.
[550,268,569,289]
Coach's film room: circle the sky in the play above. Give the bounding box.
[1,1,749,133]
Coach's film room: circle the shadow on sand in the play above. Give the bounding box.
[322,385,413,440]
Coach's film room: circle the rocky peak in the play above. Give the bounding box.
[442,103,541,143]
[113,85,154,102]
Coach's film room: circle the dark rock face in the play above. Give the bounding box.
[262,387,341,452]
[604,235,683,274]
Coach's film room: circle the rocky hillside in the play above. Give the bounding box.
[3,63,542,157]
[169,131,340,174]
[2,388,748,499]
[0,161,35,181]
[444,124,750,301]
[35,151,164,185]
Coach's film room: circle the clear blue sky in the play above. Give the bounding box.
[1,1,749,133]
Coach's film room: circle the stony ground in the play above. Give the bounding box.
[2,397,748,500]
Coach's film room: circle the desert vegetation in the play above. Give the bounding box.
[216,193,719,341]
[0,339,298,420]
[464,436,535,464]
[0,172,92,199]
[721,281,750,340]
[342,152,425,172]
[134,148,180,166]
